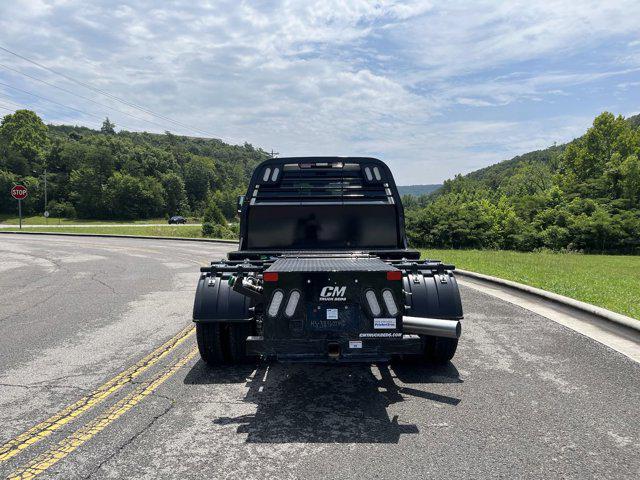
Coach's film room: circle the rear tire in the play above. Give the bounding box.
[197,322,255,365]
[422,335,458,364]
[196,323,225,365]
[221,323,254,364]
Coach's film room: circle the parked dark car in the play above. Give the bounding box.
[168,216,187,224]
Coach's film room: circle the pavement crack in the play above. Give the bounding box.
[148,392,175,402]
[0,382,33,390]
[89,271,116,293]
[0,381,89,393]
[82,398,175,479]
[0,290,60,323]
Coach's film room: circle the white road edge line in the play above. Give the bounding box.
[457,276,640,364]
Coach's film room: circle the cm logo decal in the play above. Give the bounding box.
[319,286,346,301]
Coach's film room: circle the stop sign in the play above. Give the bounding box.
[11,185,28,200]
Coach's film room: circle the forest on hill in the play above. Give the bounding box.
[405,112,640,253]
[0,111,269,235]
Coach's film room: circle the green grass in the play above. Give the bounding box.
[421,249,640,320]
[2,225,210,238]
[0,216,199,225]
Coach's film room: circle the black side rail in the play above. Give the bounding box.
[387,259,456,274]
[199,259,274,274]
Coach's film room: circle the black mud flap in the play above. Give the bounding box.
[403,270,463,319]
[193,273,252,323]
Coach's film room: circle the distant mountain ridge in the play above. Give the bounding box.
[397,184,442,196]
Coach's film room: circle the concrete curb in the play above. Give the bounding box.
[456,269,639,332]
[0,230,239,244]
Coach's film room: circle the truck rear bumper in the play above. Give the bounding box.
[246,335,423,362]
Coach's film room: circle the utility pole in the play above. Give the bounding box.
[270,149,279,158]
[34,162,49,223]
[44,166,47,220]
[44,163,49,225]
[33,160,49,223]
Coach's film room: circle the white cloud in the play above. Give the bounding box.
[0,0,638,183]
[395,1,640,78]
[456,98,494,107]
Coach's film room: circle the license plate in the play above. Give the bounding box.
[307,305,357,331]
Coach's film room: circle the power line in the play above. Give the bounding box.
[0,45,225,139]
[0,62,177,132]
[0,100,135,133]
[0,82,104,120]
[0,87,138,131]
[0,95,23,109]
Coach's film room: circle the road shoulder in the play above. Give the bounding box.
[458,276,640,363]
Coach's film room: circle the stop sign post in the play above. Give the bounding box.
[10,185,28,229]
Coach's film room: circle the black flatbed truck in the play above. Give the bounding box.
[193,157,463,364]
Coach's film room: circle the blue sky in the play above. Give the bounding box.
[0,0,639,184]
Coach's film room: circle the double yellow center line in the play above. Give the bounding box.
[9,348,198,480]
[0,324,195,464]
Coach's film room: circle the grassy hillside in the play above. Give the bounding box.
[422,249,640,319]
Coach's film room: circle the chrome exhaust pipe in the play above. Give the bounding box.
[402,316,462,339]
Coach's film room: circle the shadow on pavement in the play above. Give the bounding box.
[185,360,462,444]
[184,360,256,385]
[391,359,463,385]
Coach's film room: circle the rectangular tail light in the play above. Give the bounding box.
[386,271,402,281]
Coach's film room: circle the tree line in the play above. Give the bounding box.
[404,112,640,253]
[0,110,270,236]
[3,109,639,252]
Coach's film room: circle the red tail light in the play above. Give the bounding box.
[386,271,402,281]
[264,272,279,282]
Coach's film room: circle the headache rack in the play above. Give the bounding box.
[238,157,411,252]
[251,162,394,205]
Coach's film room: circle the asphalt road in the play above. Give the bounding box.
[0,234,638,479]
